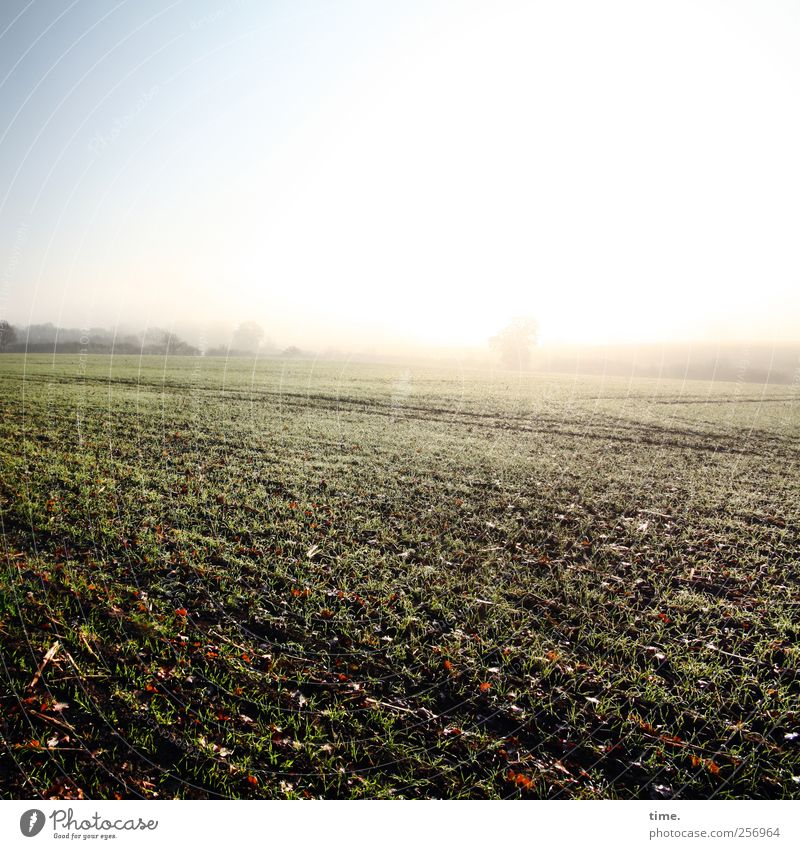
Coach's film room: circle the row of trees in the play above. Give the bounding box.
[0,320,309,358]
[2,317,540,367]
[0,321,200,355]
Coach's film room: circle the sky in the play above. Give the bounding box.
[1,0,800,352]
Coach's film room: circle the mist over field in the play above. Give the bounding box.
[2,317,799,387]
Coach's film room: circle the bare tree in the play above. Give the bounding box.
[489,317,538,370]
[232,321,265,354]
[140,327,199,356]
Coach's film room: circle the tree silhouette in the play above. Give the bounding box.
[232,321,265,354]
[489,317,538,370]
[0,320,17,352]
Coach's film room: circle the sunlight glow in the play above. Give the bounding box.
[3,1,800,352]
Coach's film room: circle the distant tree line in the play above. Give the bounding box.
[536,344,800,385]
[0,321,199,355]
[0,320,309,358]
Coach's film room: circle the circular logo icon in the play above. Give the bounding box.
[20,810,46,837]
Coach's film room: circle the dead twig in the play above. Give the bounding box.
[27,710,75,733]
[27,641,61,691]
[78,631,101,661]
[704,643,754,664]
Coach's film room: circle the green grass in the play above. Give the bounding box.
[0,353,798,799]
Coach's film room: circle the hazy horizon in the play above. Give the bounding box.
[5,316,800,358]
[2,1,800,354]
[4,317,800,388]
